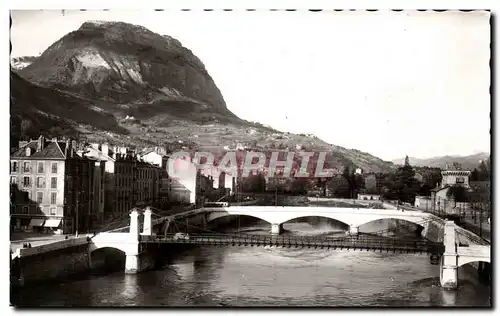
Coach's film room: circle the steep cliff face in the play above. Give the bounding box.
[19,21,232,117]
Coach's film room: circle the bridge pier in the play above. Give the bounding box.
[271,223,282,235]
[142,207,152,236]
[125,209,141,274]
[349,225,359,236]
[440,221,458,289]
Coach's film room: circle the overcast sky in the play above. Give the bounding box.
[10,10,491,161]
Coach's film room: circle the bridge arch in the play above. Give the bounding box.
[205,208,434,229]
[281,215,350,228]
[89,246,126,256]
[88,232,134,254]
[89,246,127,271]
[355,216,430,229]
[457,258,491,268]
[206,211,272,224]
[89,244,128,254]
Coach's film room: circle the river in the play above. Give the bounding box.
[10,221,491,307]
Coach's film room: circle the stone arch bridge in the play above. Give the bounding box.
[203,206,441,235]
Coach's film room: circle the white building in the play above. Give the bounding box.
[167,157,197,204]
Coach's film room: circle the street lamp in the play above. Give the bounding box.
[75,189,80,237]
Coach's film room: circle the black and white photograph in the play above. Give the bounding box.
[8,8,491,308]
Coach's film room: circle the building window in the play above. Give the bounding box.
[23,176,31,188]
[37,162,44,173]
[22,206,28,214]
[456,177,465,184]
[11,161,19,173]
[23,162,31,173]
[10,176,17,184]
[50,207,56,215]
[51,162,58,174]
[37,192,43,204]
[51,177,57,189]
[36,177,46,188]
[51,192,57,205]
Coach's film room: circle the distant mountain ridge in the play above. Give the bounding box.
[392,153,490,170]
[11,20,396,174]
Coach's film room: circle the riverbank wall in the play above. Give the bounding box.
[11,242,91,288]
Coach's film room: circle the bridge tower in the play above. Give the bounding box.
[125,209,142,274]
[440,220,458,289]
[142,207,152,236]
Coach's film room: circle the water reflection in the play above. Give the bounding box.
[122,274,139,301]
[11,222,491,307]
[441,289,457,306]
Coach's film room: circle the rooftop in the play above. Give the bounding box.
[11,136,85,160]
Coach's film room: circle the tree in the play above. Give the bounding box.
[446,185,468,203]
[404,155,410,166]
[290,177,311,195]
[470,168,479,182]
[241,173,266,193]
[478,160,489,181]
[342,166,355,198]
[365,174,377,194]
[354,174,365,196]
[382,157,420,203]
[327,175,350,198]
[418,184,431,196]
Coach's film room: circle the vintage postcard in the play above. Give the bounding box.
[9,9,491,307]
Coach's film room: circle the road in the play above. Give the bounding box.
[10,233,72,253]
[461,217,490,243]
[9,205,195,252]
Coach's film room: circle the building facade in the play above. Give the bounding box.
[440,169,471,189]
[81,143,162,220]
[10,136,95,234]
[430,166,472,214]
[140,149,170,208]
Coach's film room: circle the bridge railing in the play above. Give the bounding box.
[140,233,444,254]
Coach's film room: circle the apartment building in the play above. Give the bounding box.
[81,143,162,219]
[140,148,170,208]
[10,136,94,234]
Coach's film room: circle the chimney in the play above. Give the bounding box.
[101,143,109,155]
[66,138,73,158]
[18,141,28,149]
[37,135,45,152]
[71,140,77,158]
[65,139,70,157]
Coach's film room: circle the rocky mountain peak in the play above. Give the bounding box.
[19,21,229,113]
